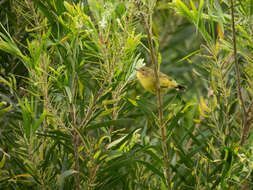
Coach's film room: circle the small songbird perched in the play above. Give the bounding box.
[136,66,186,94]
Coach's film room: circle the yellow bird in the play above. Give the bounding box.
[136,66,185,94]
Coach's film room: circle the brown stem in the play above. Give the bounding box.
[78,30,109,130]
[70,61,79,189]
[42,53,48,132]
[109,92,118,132]
[88,164,101,190]
[110,86,125,132]
[78,81,106,129]
[71,102,80,190]
[241,113,253,145]
[230,0,247,145]
[144,12,171,189]
[73,131,80,190]
[76,33,109,189]
[73,71,105,190]
[246,99,253,116]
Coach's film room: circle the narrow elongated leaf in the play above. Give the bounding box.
[86,119,135,131]
[33,109,47,132]
[136,160,164,179]
[56,169,78,185]
[0,154,6,169]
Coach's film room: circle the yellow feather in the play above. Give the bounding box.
[136,66,185,94]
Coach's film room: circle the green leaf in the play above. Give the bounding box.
[0,24,28,62]
[86,119,135,131]
[56,169,78,185]
[110,127,141,150]
[136,160,164,179]
[30,0,55,25]
[87,0,104,20]
[174,0,194,20]
[64,86,72,103]
[0,154,6,169]
[19,98,32,139]
[34,109,47,132]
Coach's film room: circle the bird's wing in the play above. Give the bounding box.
[160,76,171,88]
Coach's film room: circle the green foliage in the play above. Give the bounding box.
[0,0,253,189]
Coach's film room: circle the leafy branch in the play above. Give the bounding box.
[230,0,248,145]
[143,3,171,189]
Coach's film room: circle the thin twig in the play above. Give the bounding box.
[70,73,80,190]
[73,131,80,190]
[230,0,248,145]
[144,11,171,189]
[42,53,48,132]
[230,0,246,115]
[28,1,48,132]
[78,30,110,130]
[72,104,80,190]
[77,34,109,188]
[78,81,106,129]
[246,99,253,115]
[88,164,101,190]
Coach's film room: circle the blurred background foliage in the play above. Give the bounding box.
[0,0,253,189]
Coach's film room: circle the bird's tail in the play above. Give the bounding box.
[176,85,186,91]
